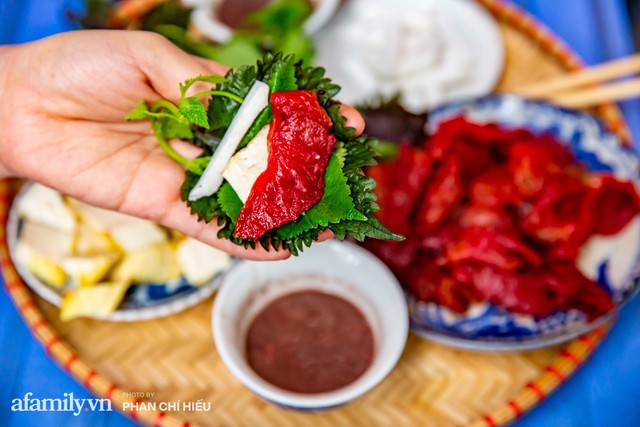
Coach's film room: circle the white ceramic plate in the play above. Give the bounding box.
[7,184,230,322]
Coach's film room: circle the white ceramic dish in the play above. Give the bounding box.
[188,0,340,44]
[7,183,230,322]
[212,240,408,410]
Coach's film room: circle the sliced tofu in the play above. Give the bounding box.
[60,281,130,321]
[21,221,74,261]
[109,221,167,252]
[111,242,181,284]
[188,80,270,201]
[59,255,118,288]
[176,238,232,286]
[15,242,67,289]
[18,184,76,232]
[222,124,270,202]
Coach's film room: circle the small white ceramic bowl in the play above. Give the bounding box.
[188,0,340,44]
[212,240,408,410]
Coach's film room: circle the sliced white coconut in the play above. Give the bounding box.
[188,80,270,201]
[176,237,232,286]
[60,280,130,321]
[109,221,167,253]
[21,221,74,261]
[18,184,76,232]
[222,124,270,202]
[59,255,117,288]
[74,223,119,256]
[68,199,138,232]
[15,242,67,289]
[111,242,181,284]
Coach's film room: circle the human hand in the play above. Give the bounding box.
[0,30,364,260]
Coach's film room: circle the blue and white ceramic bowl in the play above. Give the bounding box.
[410,95,640,351]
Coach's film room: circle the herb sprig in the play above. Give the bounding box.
[126,74,240,174]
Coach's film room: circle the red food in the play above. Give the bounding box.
[363,239,420,277]
[446,227,541,271]
[362,116,634,321]
[508,135,577,199]
[234,91,336,239]
[522,175,594,259]
[414,154,464,235]
[588,175,640,235]
[370,144,433,236]
[453,265,560,317]
[458,205,515,230]
[470,168,519,208]
[405,258,476,313]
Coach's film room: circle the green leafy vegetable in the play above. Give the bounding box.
[180,75,227,97]
[239,54,299,148]
[125,73,238,173]
[178,97,209,128]
[207,65,257,138]
[125,101,151,121]
[131,53,403,255]
[217,183,244,223]
[277,146,367,239]
[223,0,315,66]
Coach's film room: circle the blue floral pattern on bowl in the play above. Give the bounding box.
[409,95,640,351]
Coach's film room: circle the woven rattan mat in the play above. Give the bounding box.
[1,1,625,426]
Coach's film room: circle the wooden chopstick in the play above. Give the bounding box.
[549,78,640,109]
[516,53,640,98]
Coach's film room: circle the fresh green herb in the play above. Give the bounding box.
[238,0,314,65]
[239,54,298,148]
[276,146,368,239]
[217,183,243,223]
[125,74,238,174]
[129,53,403,255]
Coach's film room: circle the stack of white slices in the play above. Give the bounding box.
[13,184,231,321]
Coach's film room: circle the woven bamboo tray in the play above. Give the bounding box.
[0,1,630,426]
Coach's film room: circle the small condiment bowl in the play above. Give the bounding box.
[188,0,341,44]
[212,240,408,410]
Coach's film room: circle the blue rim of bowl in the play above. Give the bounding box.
[406,94,640,350]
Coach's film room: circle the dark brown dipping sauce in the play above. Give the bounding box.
[246,290,375,394]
